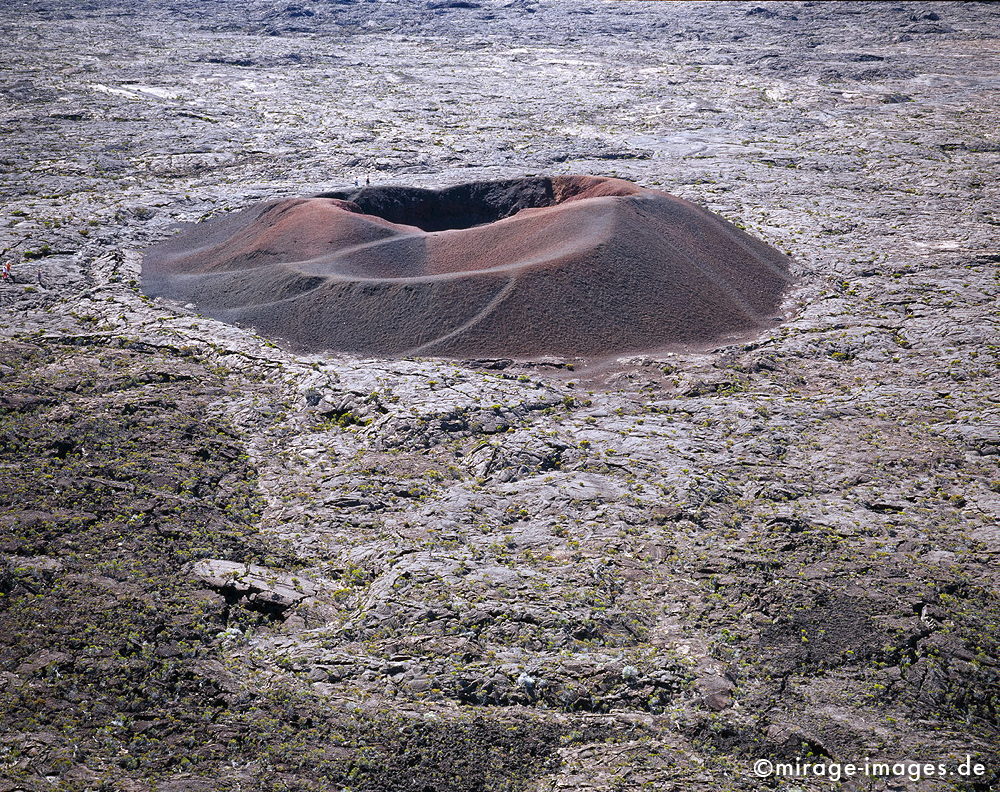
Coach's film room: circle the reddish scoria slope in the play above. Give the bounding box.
[143,175,793,358]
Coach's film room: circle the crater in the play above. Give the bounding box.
[142,175,793,359]
[314,178,563,232]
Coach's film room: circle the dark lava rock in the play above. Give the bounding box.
[427,0,481,9]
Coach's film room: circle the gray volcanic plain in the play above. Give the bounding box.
[1,2,999,792]
[143,175,793,358]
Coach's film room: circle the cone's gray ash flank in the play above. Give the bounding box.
[143,176,793,359]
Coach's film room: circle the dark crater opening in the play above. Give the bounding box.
[317,176,557,232]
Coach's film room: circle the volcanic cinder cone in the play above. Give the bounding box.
[142,175,793,359]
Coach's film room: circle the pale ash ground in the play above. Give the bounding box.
[1,1,999,791]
